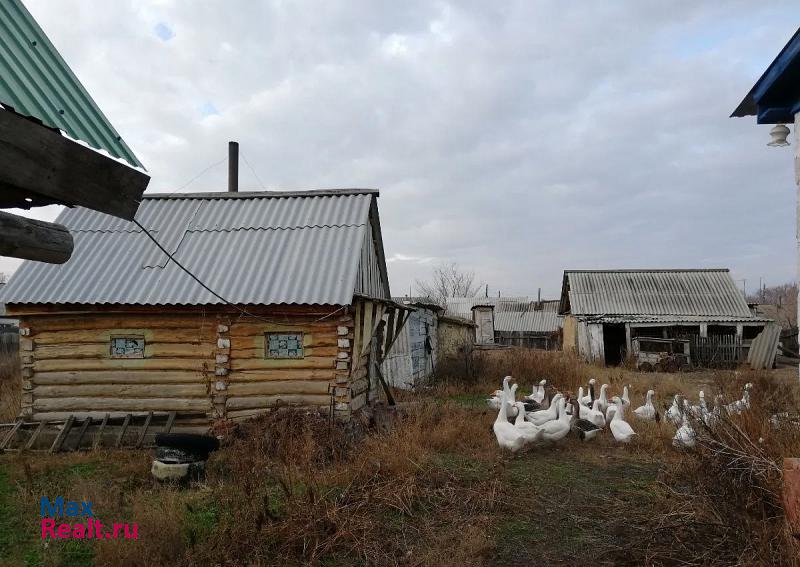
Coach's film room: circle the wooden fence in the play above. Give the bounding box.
[690,335,743,368]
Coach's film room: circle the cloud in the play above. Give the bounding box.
[5,1,797,299]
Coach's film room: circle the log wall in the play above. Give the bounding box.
[18,313,216,428]
[13,305,377,428]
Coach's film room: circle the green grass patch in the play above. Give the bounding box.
[0,464,44,567]
[431,452,492,482]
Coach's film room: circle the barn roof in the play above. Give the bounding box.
[1,189,390,307]
[444,296,562,334]
[558,269,755,320]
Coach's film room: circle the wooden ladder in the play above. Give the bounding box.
[0,412,177,454]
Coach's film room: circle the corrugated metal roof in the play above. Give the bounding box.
[562,269,754,318]
[0,0,141,167]
[1,190,381,306]
[444,296,533,319]
[444,296,562,334]
[580,314,771,324]
[494,310,562,334]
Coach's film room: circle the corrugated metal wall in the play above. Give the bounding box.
[355,218,389,300]
[381,307,437,389]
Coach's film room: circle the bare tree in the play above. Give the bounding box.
[414,263,482,306]
[747,282,797,328]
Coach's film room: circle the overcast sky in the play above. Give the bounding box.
[3,1,798,299]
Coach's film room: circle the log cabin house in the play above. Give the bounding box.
[1,189,405,431]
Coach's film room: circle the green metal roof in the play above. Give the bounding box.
[0,0,142,168]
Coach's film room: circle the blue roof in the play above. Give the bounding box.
[732,27,800,124]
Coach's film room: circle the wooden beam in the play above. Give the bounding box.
[24,421,47,451]
[115,414,131,448]
[0,108,149,220]
[49,415,74,453]
[135,412,153,448]
[92,413,109,450]
[0,211,73,264]
[72,417,92,451]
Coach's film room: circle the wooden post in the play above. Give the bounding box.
[0,211,73,264]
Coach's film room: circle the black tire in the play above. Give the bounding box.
[154,433,219,458]
[154,446,197,464]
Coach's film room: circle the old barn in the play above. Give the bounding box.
[1,189,401,431]
[559,269,773,368]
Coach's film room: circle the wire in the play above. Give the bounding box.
[175,157,227,192]
[241,151,267,191]
[132,218,346,325]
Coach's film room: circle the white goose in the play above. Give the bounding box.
[493,389,526,452]
[609,396,636,443]
[621,384,631,408]
[526,393,563,426]
[539,398,571,443]
[525,380,547,404]
[571,399,602,441]
[673,413,696,449]
[513,402,542,444]
[596,384,610,415]
[634,390,658,421]
[726,383,752,415]
[486,376,513,410]
[665,395,683,426]
[579,379,596,406]
[583,399,606,429]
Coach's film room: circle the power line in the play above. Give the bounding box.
[175,157,227,192]
[241,151,267,190]
[132,218,345,325]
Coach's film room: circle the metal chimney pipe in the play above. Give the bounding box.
[228,141,239,193]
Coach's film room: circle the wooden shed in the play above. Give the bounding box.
[1,189,403,431]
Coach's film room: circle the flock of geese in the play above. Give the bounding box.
[488,376,753,453]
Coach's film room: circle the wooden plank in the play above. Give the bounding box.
[226,394,332,410]
[33,328,216,345]
[92,413,109,450]
[49,415,75,454]
[0,211,73,264]
[33,383,208,399]
[72,417,92,451]
[0,107,149,220]
[135,412,153,448]
[34,358,209,372]
[33,397,211,412]
[34,342,215,360]
[229,346,338,359]
[227,369,335,382]
[27,316,213,333]
[230,357,334,371]
[0,419,24,450]
[115,415,131,448]
[163,411,176,434]
[226,380,333,397]
[33,371,205,385]
[23,421,47,451]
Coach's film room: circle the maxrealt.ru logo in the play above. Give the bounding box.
[40,497,138,540]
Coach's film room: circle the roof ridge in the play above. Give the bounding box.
[564,268,730,273]
[142,188,379,200]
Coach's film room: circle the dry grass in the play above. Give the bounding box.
[0,350,798,566]
[0,342,20,422]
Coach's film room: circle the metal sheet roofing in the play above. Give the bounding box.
[494,310,562,334]
[0,0,141,167]
[561,269,755,319]
[1,190,383,306]
[444,297,562,334]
